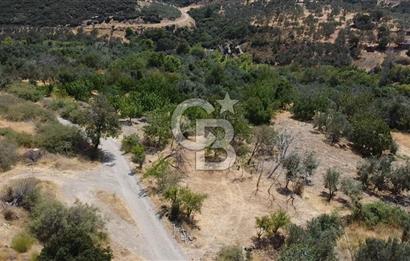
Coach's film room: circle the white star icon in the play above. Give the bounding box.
[217,93,238,114]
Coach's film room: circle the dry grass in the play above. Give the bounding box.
[392,131,410,159]
[0,119,35,134]
[337,223,403,260]
[138,111,363,258]
[96,191,136,225]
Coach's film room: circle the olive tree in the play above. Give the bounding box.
[83,95,120,156]
[323,168,341,201]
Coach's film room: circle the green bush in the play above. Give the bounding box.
[0,128,33,147]
[36,123,85,155]
[11,232,35,253]
[47,99,87,125]
[0,139,18,172]
[5,102,54,123]
[121,134,140,153]
[216,246,245,261]
[256,210,290,238]
[6,83,44,102]
[355,238,410,261]
[281,214,343,261]
[353,201,409,228]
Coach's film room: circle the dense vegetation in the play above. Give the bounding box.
[0,0,138,26]
[0,178,112,259]
[0,1,409,260]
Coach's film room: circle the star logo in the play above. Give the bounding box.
[217,93,238,114]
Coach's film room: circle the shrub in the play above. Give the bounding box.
[46,99,86,125]
[3,208,18,221]
[216,246,245,261]
[0,139,18,172]
[0,178,41,211]
[355,238,410,261]
[6,83,44,102]
[292,94,329,121]
[121,134,140,153]
[31,200,105,243]
[39,225,112,260]
[5,102,54,122]
[11,232,35,253]
[0,128,33,147]
[36,123,85,155]
[281,214,343,261]
[353,201,409,228]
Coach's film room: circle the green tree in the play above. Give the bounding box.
[39,225,112,261]
[143,106,172,149]
[84,95,120,156]
[350,113,393,157]
[323,168,340,201]
[341,178,363,208]
[282,153,302,189]
[377,25,390,51]
[131,144,145,168]
[256,210,290,238]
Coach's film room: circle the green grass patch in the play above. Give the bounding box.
[11,232,35,253]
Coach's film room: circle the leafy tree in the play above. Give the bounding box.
[377,24,390,50]
[357,156,393,191]
[163,186,206,221]
[282,153,302,189]
[39,225,112,261]
[131,144,145,168]
[323,168,340,201]
[247,125,276,165]
[143,106,173,149]
[84,95,120,156]
[314,110,351,143]
[390,162,410,195]
[350,113,393,157]
[301,152,319,182]
[256,210,290,238]
[341,178,363,208]
[144,158,182,193]
[117,95,143,124]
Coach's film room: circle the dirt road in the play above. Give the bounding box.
[53,118,186,260]
[100,138,185,260]
[78,4,202,39]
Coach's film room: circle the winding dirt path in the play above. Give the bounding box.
[77,4,202,40]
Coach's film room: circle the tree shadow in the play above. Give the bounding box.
[276,187,292,196]
[252,234,285,251]
[365,189,410,207]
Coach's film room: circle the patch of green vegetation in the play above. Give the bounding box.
[140,2,181,23]
[11,232,35,253]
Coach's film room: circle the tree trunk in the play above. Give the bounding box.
[247,143,259,165]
